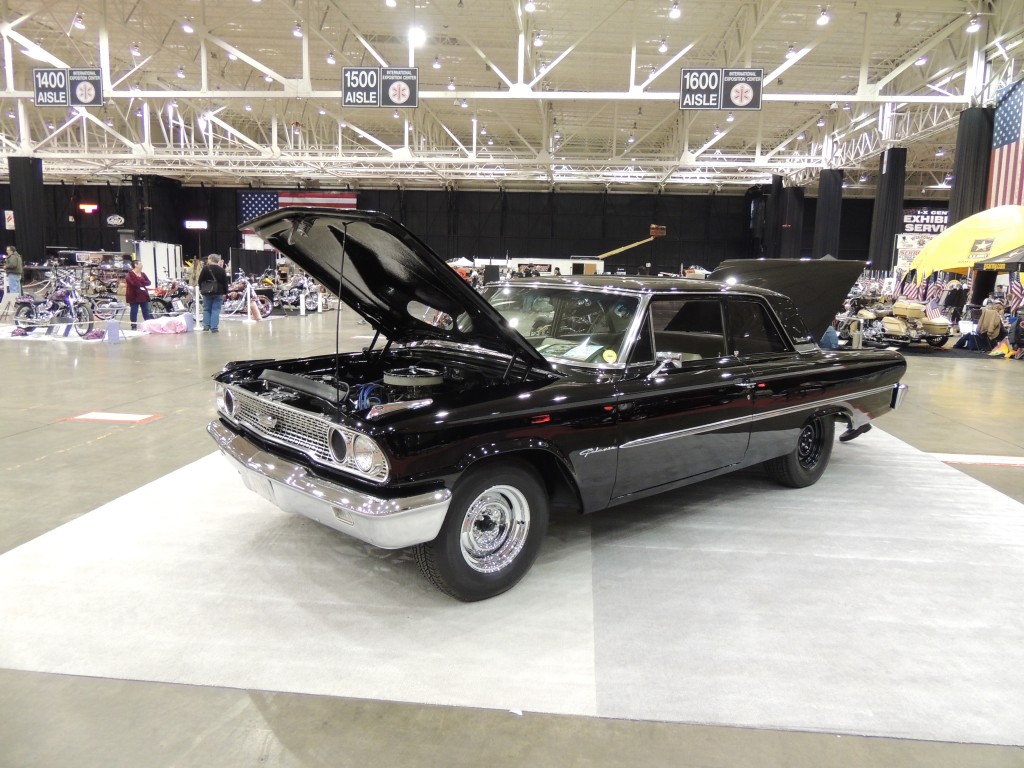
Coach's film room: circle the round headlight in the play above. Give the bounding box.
[352,435,379,473]
[217,386,235,418]
[328,428,348,463]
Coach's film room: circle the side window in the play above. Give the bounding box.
[727,300,789,356]
[649,298,726,362]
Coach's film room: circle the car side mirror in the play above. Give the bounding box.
[648,353,681,377]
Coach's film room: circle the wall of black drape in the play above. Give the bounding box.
[0,177,940,272]
[948,107,995,225]
[867,148,907,270]
[6,158,46,265]
[812,169,844,258]
[762,175,784,259]
[779,187,804,259]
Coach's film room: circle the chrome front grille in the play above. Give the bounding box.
[232,387,332,462]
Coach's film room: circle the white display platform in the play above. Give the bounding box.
[1,429,1023,745]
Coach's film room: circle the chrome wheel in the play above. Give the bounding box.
[459,485,531,573]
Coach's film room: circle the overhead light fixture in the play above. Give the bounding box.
[935,147,946,157]
[319,107,326,115]
[461,98,468,108]
[447,77,456,91]
[843,102,852,110]
[533,32,544,48]
[264,73,273,82]
[244,103,252,111]
[816,116,826,127]
[432,55,441,69]
[524,1,536,11]
[487,136,493,145]
[817,6,830,26]
[339,118,347,128]
[552,119,560,140]
[130,43,141,57]
[915,55,928,66]
[326,51,336,65]
[181,20,194,34]
[628,132,635,144]
[726,111,734,123]
[72,12,85,30]
[105,117,114,126]
[409,26,427,47]
[786,43,796,58]
[796,131,805,140]
[293,124,301,135]
[135,108,143,117]
[292,22,302,38]
[6,111,15,119]
[966,15,981,33]
[176,65,185,78]
[859,174,868,183]
[228,52,238,61]
[393,109,400,119]
[480,124,487,135]
[713,124,721,135]
[386,0,397,7]
[669,2,681,20]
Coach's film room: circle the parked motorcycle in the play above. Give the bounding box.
[840,296,951,348]
[151,277,196,316]
[14,269,94,337]
[273,273,319,312]
[222,273,275,318]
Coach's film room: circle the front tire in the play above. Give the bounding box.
[72,303,93,337]
[764,415,835,488]
[150,298,171,316]
[415,461,549,601]
[926,336,949,348]
[13,304,36,332]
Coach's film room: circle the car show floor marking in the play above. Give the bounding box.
[67,412,161,424]
[928,452,1024,467]
[1,430,1023,746]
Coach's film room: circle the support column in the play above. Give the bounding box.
[6,157,46,266]
[812,169,844,258]
[948,107,994,224]
[779,187,805,259]
[763,175,783,258]
[867,148,906,272]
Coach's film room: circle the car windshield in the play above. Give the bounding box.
[480,285,640,366]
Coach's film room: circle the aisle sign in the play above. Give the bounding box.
[380,67,419,108]
[679,68,722,110]
[69,68,103,107]
[33,68,70,107]
[343,67,380,107]
[722,68,763,110]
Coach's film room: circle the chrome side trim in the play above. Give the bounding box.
[621,384,895,449]
[208,421,451,549]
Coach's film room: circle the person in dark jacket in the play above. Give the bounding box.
[197,253,229,332]
[125,260,154,330]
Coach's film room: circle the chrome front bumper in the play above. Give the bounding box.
[208,421,451,549]
[891,382,909,410]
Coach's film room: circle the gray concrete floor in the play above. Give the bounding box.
[1,313,1023,767]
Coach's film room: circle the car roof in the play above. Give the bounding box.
[508,274,780,298]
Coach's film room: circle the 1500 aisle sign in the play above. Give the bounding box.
[343,67,418,108]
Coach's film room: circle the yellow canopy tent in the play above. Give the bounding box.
[909,205,1024,282]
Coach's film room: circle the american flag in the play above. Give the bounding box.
[987,79,1024,207]
[926,277,945,303]
[1008,272,1024,313]
[239,190,358,227]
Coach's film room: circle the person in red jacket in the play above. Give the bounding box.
[125,260,154,330]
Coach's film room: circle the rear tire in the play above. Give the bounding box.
[926,336,949,348]
[764,415,835,488]
[14,304,36,332]
[72,303,93,337]
[415,460,548,601]
[150,298,171,316]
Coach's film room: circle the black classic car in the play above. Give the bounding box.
[208,209,908,601]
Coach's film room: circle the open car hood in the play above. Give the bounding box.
[244,208,551,370]
[709,258,866,340]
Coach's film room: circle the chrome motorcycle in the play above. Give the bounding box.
[273,274,320,312]
[13,269,94,337]
[222,273,275,318]
[839,296,951,348]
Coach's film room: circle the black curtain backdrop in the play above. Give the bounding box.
[867,148,907,271]
[813,169,844,258]
[779,187,805,259]
[949,107,995,225]
[7,157,46,265]
[763,175,784,258]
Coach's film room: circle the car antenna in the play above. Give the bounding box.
[334,223,349,404]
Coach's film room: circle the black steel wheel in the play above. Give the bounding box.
[415,460,549,601]
[13,304,36,332]
[763,415,835,488]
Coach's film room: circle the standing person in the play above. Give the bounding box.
[125,260,154,330]
[4,245,23,296]
[198,254,229,333]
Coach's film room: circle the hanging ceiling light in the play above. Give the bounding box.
[797,131,806,140]
[176,65,185,78]
[816,6,830,26]
[244,104,252,111]
[433,55,441,69]
[843,102,852,111]
[228,52,238,61]
[658,37,668,54]
[966,15,981,33]
[487,136,493,145]
[713,124,721,135]
[786,43,796,58]
[627,132,635,144]
[130,42,141,57]
[859,174,868,183]
[264,73,273,82]
[409,26,427,47]
[181,20,194,34]
[533,32,544,47]
[72,13,85,30]
[326,51,336,65]
[816,116,826,127]
[480,124,487,135]
[393,109,400,119]
[319,107,326,115]
[386,0,397,7]
[915,55,928,66]
[726,111,735,123]
[447,77,456,91]
[292,22,302,38]
[524,1,537,11]
[669,2,681,20]
[461,98,468,108]
[553,119,560,140]
[935,147,946,157]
